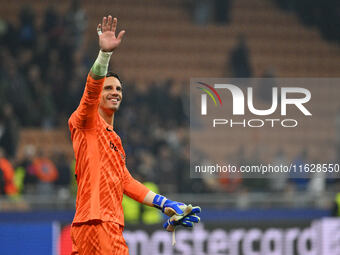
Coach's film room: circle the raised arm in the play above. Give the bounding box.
[70,16,125,129]
[90,16,125,80]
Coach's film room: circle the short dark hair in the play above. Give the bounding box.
[106,71,123,85]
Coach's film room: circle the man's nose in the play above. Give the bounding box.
[110,90,120,96]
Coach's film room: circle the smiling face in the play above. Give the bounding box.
[99,76,123,114]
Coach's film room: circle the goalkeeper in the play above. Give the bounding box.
[68,15,201,254]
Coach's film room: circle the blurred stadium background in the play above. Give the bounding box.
[0,0,339,254]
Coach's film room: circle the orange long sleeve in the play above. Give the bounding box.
[123,166,150,203]
[70,74,105,130]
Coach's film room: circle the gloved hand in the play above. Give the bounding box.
[152,194,185,216]
[163,204,201,232]
[152,195,201,231]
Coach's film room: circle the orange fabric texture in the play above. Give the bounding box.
[71,220,129,255]
[68,74,150,225]
[0,157,17,194]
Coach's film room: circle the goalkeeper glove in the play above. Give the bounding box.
[163,204,201,231]
[152,194,185,216]
[152,194,201,231]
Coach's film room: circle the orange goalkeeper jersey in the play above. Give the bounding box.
[68,74,149,226]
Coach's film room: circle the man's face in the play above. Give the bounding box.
[99,76,123,113]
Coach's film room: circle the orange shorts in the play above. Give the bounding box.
[70,220,129,255]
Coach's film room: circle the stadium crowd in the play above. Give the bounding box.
[274,0,340,43]
[0,2,199,199]
[0,1,338,204]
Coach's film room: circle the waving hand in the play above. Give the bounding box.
[97,15,125,52]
